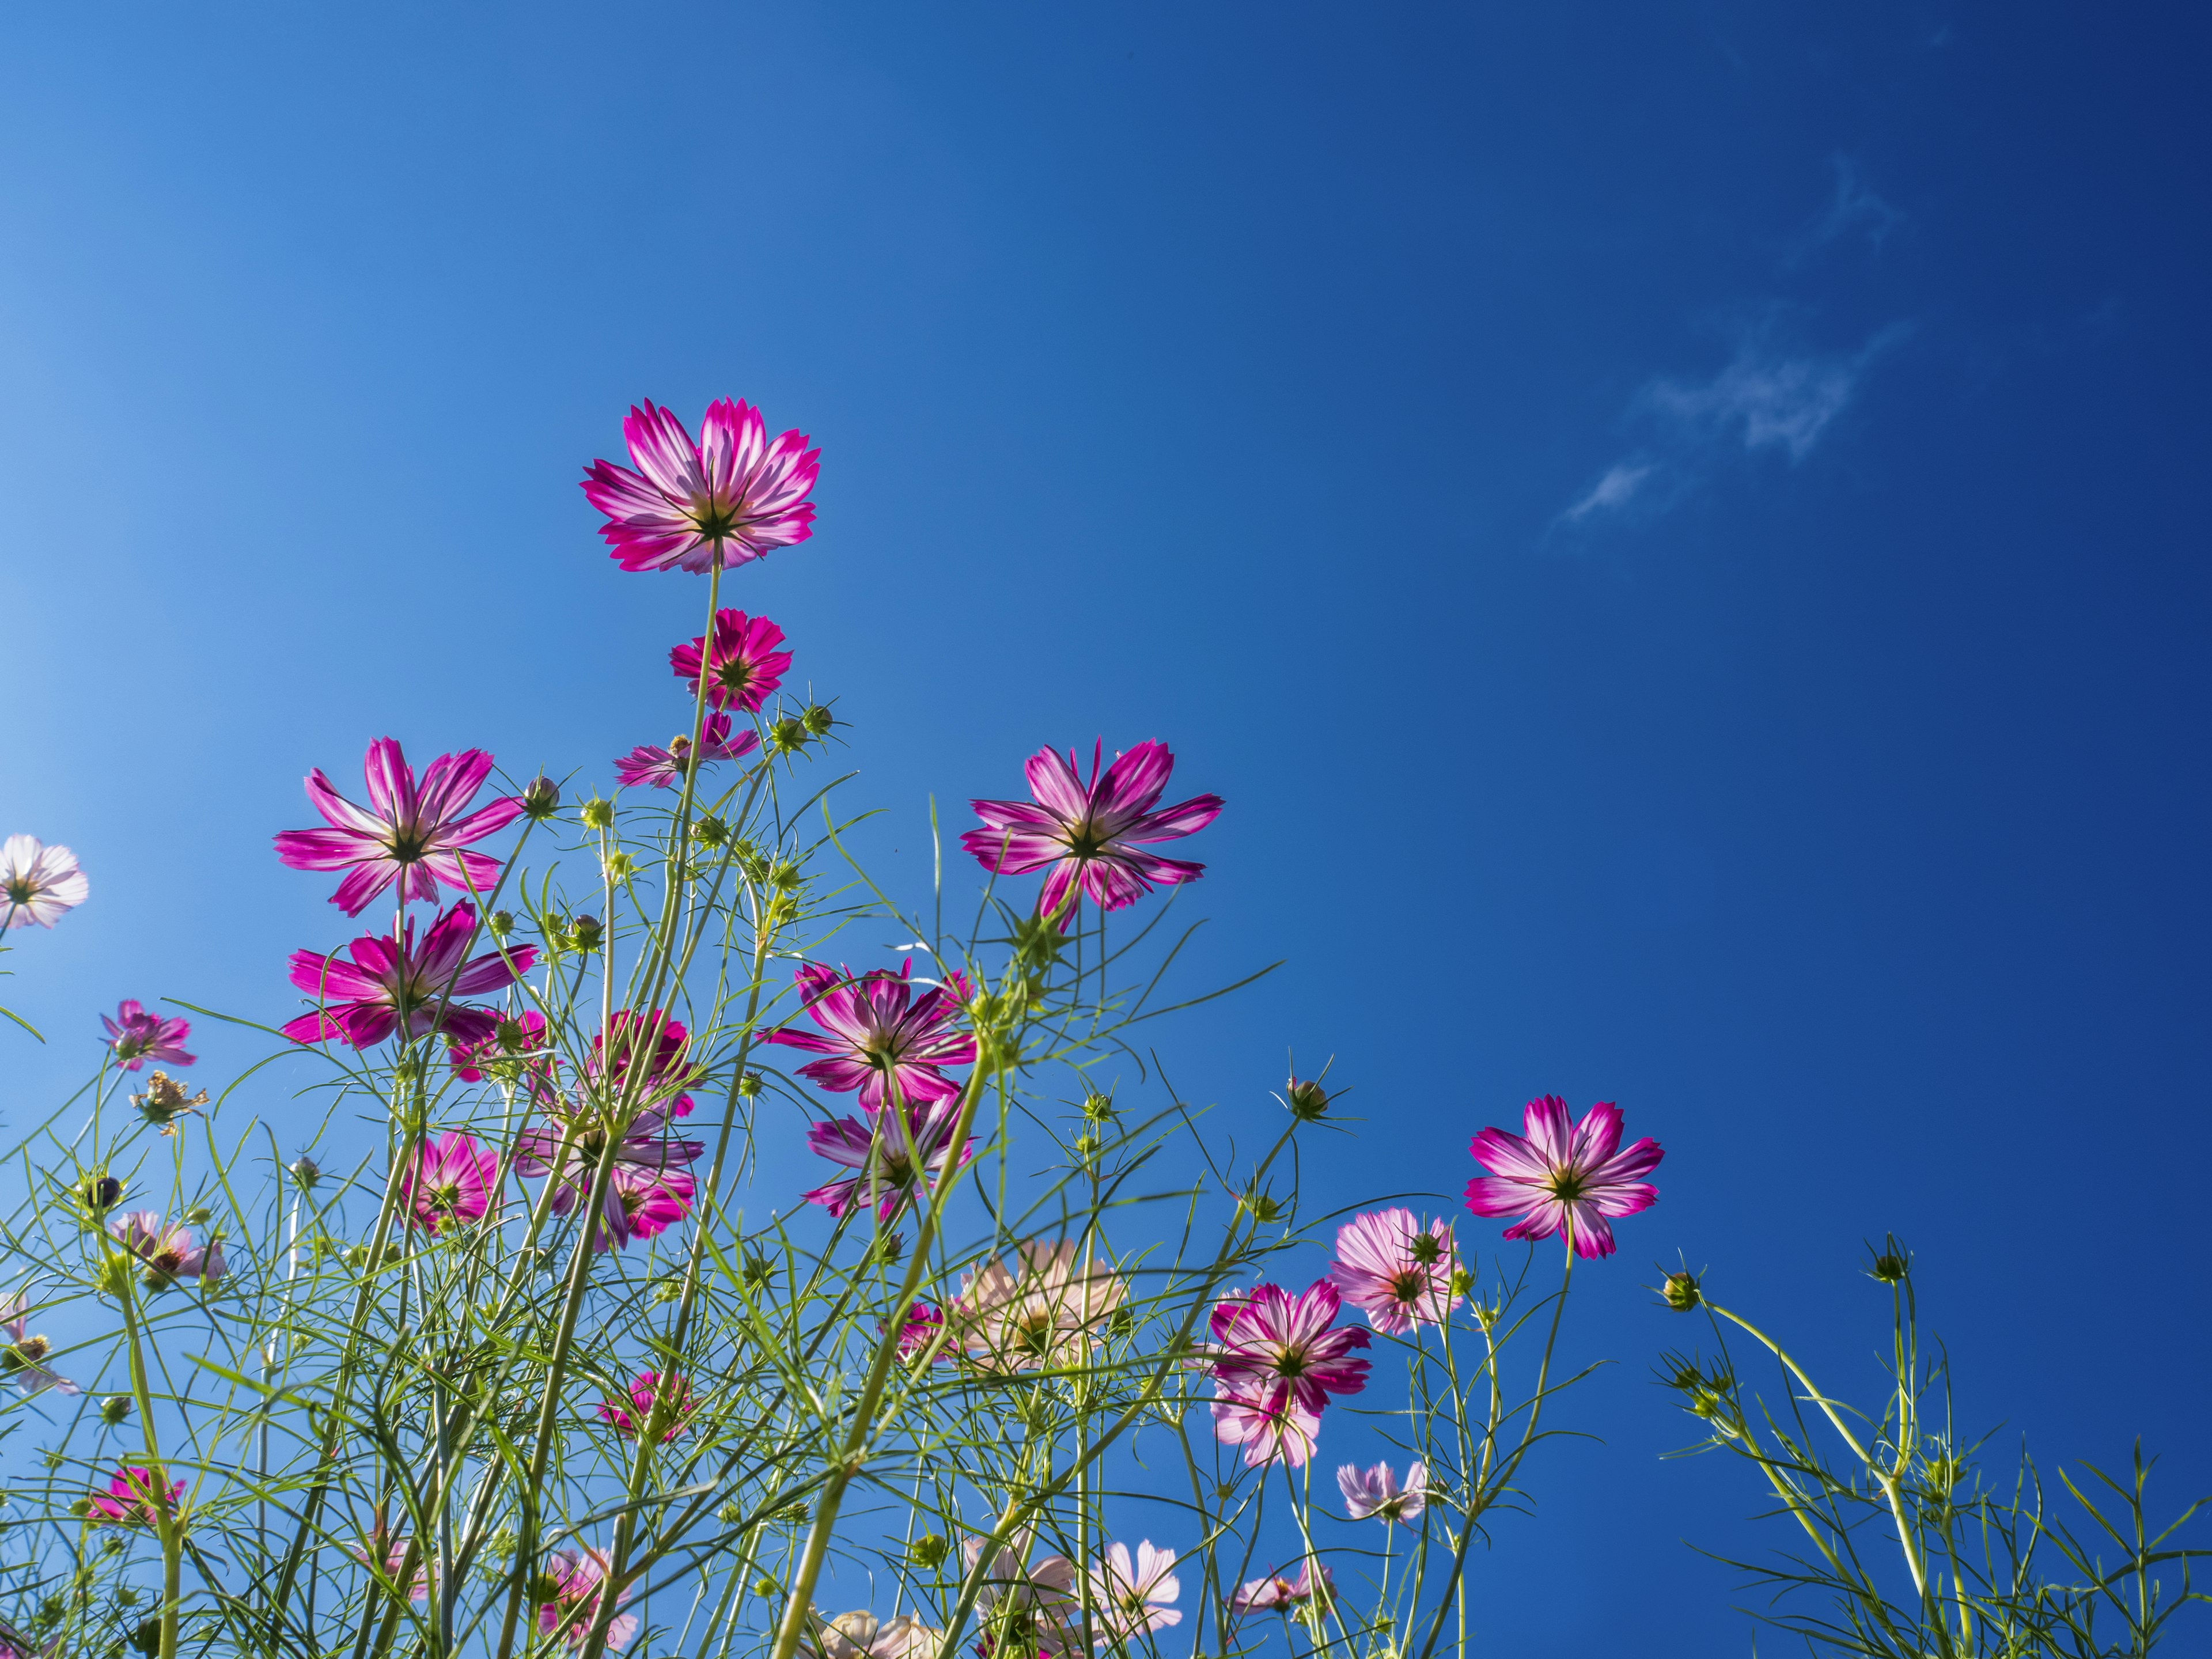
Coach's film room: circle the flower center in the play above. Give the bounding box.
[1389,1270,1426,1304]
[691,495,741,543]
[713,658,755,692]
[1546,1168,1588,1202]
[3,877,34,903]
[1063,821,1107,859]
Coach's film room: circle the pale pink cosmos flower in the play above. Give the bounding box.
[1,836,87,930]
[671,609,793,712]
[1331,1209,1459,1336]
[763,960,975,1109]
[809,1612,941,1659]
[273,739,524,917]
[109,1212,225,1287]
[597,1369,695,1442]
[1205,1281,1370,1468]
[613,712,761,789]
[803,1100,975,1222]
[536,1545,637,1650]
[582,397,820,574]
[1,1294,75,1396]
[1465,1096,1663,1260]
[101,1000,196,1072]
[1336,1460,1426,1523]
[1229,1560,1332,1616]
[86,1464,183,1527]
[399,1131,500,1237]
[282,903,533,1051]
[348,1532,430,1603]
[964,1533,1080,1652]
[953,1240,1127,1375]
[1085,1542,1180,1644]
[963,742,1221,919]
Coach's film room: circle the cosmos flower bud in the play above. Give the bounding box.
[768,716,808,755]
[526,1573,563,1605]
[95,1256,135,1298]
[183,1206,213,1226]
[520,776,562,820]
[579,797,616,830]
[1081,1092,1115,1122]
[487,910,516,938]
[736,1071,764,1098]
[81,1175,123,1214]
[694,815,732,847]
[767,861,802,891]
[801,703,835,738]
[290,1156,321,1189]
[604,851,637,882]
[101,1395,132,1425]
[1241,1191,1285,1224]
[1072,1133,1102,1162]
[567,915,605,953]
[1410,1231,1444,1266]
[1662,1271,1701,1311]
[1284,1078,1330,1121]
[1869,1242,1910,1284]
[909,1533,949,1570]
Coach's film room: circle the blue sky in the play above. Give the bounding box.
[2,3,2208,1652]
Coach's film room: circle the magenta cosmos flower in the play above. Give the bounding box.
[282,903,533,1050]
[101,1000,195,1073]
[1,835,87,930]
[1331,1209,1459,1336]
[1336,1460,1426,1524]
[671,609,793,712]
[536,1545,638,1650]
[962,741,1222,919]
[449,1010,552,1084]
[110,1212,225,1287]
[763,960,975,1110]
[597,1369,695,1443]
[1206,1281,1370,1468]
[87,1464,184,1527]
[582,397,820,575]
[399,1131,500,1237]
[1465,1096,1663,1260]
[888,1300,950,1362]
[1085,1542,1181,1643]
[803,1100,975,1222]
[613,712,761,789]
[274,739,524,918]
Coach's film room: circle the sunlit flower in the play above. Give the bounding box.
[349,1528,430,1603]
[671,609,793,712]
[86,1464,183,1527]
[888,1301,950,1362]
[597,1369,695,1443]
[101,1000,195,1071]
[952,1240,1126,1374]
[962,741,1221,919]
[809,1611,941,1659]
[1205,1281,1370,1468]
[1085,1541,1180,1643]
[965,1533,1078,1649]
[273,739,524,917]
[131,1071,208,1137]
[399,1131,500,1236]
[582,397,820,574]
[1,1294,75,1396]
[591,1165,695,1253]
[536,1545,637,1650]
[803,1101,975,1222]
[109,1212,225,1287]
[1331,1209,1459,1336]
[1229,1560,1331,1616]
[613,712,760,789]
[1,836,87,931]
[1336,1460,1426,1523]
[763,960,975,1110]
[1465,1096,1663,1260]
[513,1010,703,1237]
[281,903,533,1050]
[448,1010,553,1085]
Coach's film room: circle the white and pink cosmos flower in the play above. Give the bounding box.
[582,397,820,575]
[110,1212,225,1287]
[1084,1541,1181,1644]
[963,742,1221,918]
[671,609,793,712]
[399,1131,500,1237]
[101,1000,196,1073]
[1205,1281,1371,1468]
[1336,1460,1426,1523]
[613,712,760,790]
[764,959,975,1110]
[1331,1209,1459,1335]
[1230,1559,1332,1616]
[1465,1096,1663,1260]
[274,739,523,918]
[1,835,87,930]
[2,1293,75,1397]
[803,1100,975,1222]
[282,904,533,1050]
[535,1545,637,1650]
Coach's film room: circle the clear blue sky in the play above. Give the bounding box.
[2,5,2207,1653]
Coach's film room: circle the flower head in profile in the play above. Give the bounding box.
[399,1131,499,1237]
[282,903,533,1050]
[1085,1541,1181,1644]
[803,1101,975,1222]
[1205,1281,1370,1467]
[1336,1460,1426,1524]
[1,1294,75,1396]
[1465,1096,1662,1260]
[672,609,793,711]
[101,1001,195,1071]
[86,1464,183,1527]
[887,1301,950,1363]
[535,1545,637,1650]
[1,836,87,930]
[763,960,975,1110]
[1331,1209,1459,1335]
[613,713,762,789]
[809,1612,941,1659]
[962,741,1221,919]
[953,1240,1127,1375]
[1230,1559,1332,1619]
[582,397,820,574]
[109,1212,225,1288]
[597,1369,695,1443]
[273,740,523,917]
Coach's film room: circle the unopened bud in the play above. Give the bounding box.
[184,1205,213,1226]
[1071,1134,1101,1162]
[1448,1266,1475,1299]
[1081,1092,1114,1122]
[80,1175,122,1213]
[100,1395,133,1425]
[694,815,732,847]
[754,1576,781,1600]
[567,915,604,953]
[1869,1244,1910,1285]
[802,703,835,738]
[1410,1232,1444,1266]
[526,1573,563,1605]
[768,717,808,755]
[767,861,802,891]
[520,777,562,820]
[910,1532,949,1570]
[1284,1078,1330,1122]
[604,850,637,882]
[736,1071,763,1098]
[487,910,516,939]
[1241,1191,1284,1224]
[1662,1271,1700,1312]
[579,796,616,830]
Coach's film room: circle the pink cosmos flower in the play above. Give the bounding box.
[962,742,1222,919]
[1085,1542,1181,1643]
[109,1212,225,1287]
[448,1010,553,1085]
[86,1464,183,1527]
[590,1007,698,1100]
[349,1533,430,1603]
[1229,1561,1332,1616]
[536,1545,638,1650]
[1465,1096,1663,1260]
[592,1165,695,1253]
[273,739,524,918]
[952,1241,1128,1376]
[671,609,793,712]
[582,397,820,575]
[803,1101,976,1222]
[597,1369,695,1442]
[613,712,762,789]
[2,1294,75,1396]
[101,1000,196,1072]
[888,1301,949,1362]
[512,1010,703,1234]
[965,1534,1079,1651]
[1331,1209,1459,1336]
[1336,1460,1426,1523]
[811,1612,941,1659]
[1,836,87,930]
[763,960,975,1109]
[1205,1281,1371,1468]
[282,903,533,1050]
[399,1131,500,1237]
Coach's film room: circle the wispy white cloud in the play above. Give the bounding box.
[1560,461,1657,524]
[1787,156,1902,265]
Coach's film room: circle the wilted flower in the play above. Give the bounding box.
[1,1295,74,1396]
[808,1611,940,1659]
[1464,1096,1663,1260]
[282,903,534,1050]
[131,1071,209,1137]
[535,1545,637,1650]
[399,1132,499,1236]
[1230,1560,1332,1616]
[802,1101,975,1221]
[1331,1209,1459,1335]
[1205,1281,1370,1467]
[1085,1542,1180,1643]
[963,741,1221,919]
[597,1369,694,1442]
[86,1465,183,1527]
[763,960,975,1109]
[613,712,762,789]
[272,739,523,917]
[952,1240,1127,1374]
[109,1212,225,1288]
[671,609,794,711]
[101,1001,195,1071]
[1336,1460,1426,1523]
[582,397,820,574]
[0,836,87,930]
